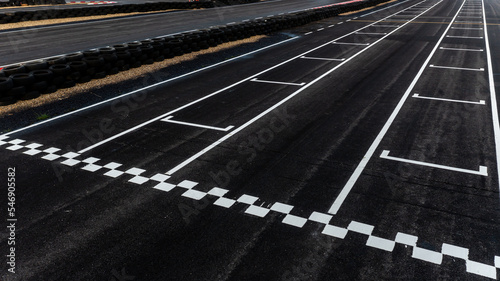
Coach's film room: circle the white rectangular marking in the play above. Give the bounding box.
[250,78,306,86]
[305,31,313,35]
[347,221,374,235]
[441,243,469,260]
[300,56,345,61]
[446,35,483,39]
[152,182,176,192]
[213,197,235,208]
[412,93,485,105]
[412,247,443,265]
[317,28,324,31]
[245,205,270,217]
[270,202,294,214]
[282,214,307,228]
[380,150,488,176]
[372,24,400,27]
[439,47,483,51]
[333,42,370,46]
[322,225,348,239]
[355,32,387,35]
[366,236,396,252]
[395,232,418,247]
[308,211,332,224]
[429,64,484,71]
[466,260,497,279]
[162,116,234,131]
[451,27,483,29]
[495,256,500,268]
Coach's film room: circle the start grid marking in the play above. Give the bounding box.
[328,0,498,215]
[0,134,498,279]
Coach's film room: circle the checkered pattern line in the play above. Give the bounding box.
[1,135,498,280]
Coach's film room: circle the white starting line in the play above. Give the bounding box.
[380,150,488,176]
[429,64,485,71]
[250,78,306,86]
[161,116,235,132]
[412,94,486,105]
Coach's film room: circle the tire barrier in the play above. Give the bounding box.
[0,2,215,23]
[0,0,391,106]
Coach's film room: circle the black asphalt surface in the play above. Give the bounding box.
[0,0,346,66]
[1,0,500,280]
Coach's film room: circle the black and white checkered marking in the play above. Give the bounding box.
[1,135,498,279]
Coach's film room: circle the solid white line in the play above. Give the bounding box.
[372,24,400,27]
[305,32,313,35]
[333,42,370,46]
[327,0,458,215]
[457,16,482,18]
[300,56,345,61]
[251,78,306,86]
[412,94,486,105]
[380,150,488,176]
[446,35,483,39]
[165,0,442,176]
[482,0,500,193]
[355,32,387,35]
[429,64,484,71]
[439,47,483,51]
[4,37,298,137]
[450,27,483,29]
[161,116,234,131]
[454,21,483,23]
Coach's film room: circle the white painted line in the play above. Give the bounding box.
[429,64,484,71]
[164,0,441,176]
[412,93,486,105]
[300,56,346,61]
[328,25,335,27]
[446,35,483,39]
[482,0,500,195]
[250,78,306,86]
[454,21,483,23]
[439,47,483,51]
[270,202,294,214]
[338,22,343,24]
[355,32,387,35]
[450,27,483,29]
[282,214,307,228]
[495,256,500,268]
[308,211,332,224]
[317,28,324,31]
[227,22,236,25]
[4,36,298,137]
[333,42,370,46]
[457,16,482,18]
[380,150,488,176]
[346,19,351,22]
[161,116,234,131]
[327,0,474,215]
[372,24,400,27]
[305,31,313,35]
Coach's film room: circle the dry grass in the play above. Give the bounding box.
[339,0,397,16]
[0,35,267,117]
[0,8,179,30]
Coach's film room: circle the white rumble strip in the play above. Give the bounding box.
[1,135,498,279]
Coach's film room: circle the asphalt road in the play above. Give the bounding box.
[0,0,346,66]
[1,0,500,280]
